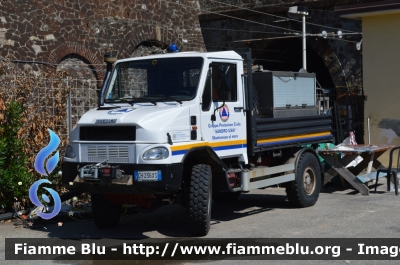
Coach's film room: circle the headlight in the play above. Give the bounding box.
[65,145,76,159]
[142,147,169,160]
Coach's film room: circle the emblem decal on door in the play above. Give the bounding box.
[219,104,230,122]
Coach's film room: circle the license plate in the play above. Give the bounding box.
[134,170,162,182]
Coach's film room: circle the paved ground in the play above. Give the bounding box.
[1,178,399,265]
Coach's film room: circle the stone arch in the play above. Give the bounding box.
[57,54,97,81]
[302,38,362,94]
[48,43,104,80]
[56,54,99,126]
[117,25,182,59]
[131,39,169,57]
[307,38,350,89]
[251,38,350,90]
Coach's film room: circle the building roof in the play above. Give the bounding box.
[335,0,400,19]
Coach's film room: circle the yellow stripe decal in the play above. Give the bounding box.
[171,139,247,155]
[257,132,332,145]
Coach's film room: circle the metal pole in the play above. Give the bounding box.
[302,14,307,70]
[368,117,371,144]
[66,77,72,137]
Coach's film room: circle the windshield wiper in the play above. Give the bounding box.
[107,97,157,106]
[98,102,123,110]
[129,97,157,106]
[143,95,182,104]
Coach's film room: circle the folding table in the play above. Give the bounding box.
[318,144,394,195]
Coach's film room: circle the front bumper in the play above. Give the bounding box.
[62,162,183,195]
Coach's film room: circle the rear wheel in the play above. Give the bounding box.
[91,193,122,229]
[286,152,321,207]
[212,191,241,203]
[188,164,212,236]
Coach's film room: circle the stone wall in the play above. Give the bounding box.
[0,0,205,125]
[57,55,98,126]
[0,0,206,81]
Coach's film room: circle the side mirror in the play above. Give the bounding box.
[201,68,212,112]
[211,65,226,121]
[98,54,116,107]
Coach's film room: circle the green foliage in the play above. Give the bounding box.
[0,60,71,213]
[0,101,33,211]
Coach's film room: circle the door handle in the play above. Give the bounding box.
[234,107,244,112]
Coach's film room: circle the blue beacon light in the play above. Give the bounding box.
[168,43,180,52]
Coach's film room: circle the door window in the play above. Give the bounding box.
[211,63,237,102]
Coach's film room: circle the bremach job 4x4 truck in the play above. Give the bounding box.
[62,50,332,236]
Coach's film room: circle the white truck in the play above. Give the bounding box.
[62,50,332,236]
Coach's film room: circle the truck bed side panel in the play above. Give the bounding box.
[254,114,333,151]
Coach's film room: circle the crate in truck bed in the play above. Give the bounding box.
[252,71,317,118]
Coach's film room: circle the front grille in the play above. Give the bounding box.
[109,146,129,158]
[88,146,107,157]
[87,145,129,163]
[80,126,136,141]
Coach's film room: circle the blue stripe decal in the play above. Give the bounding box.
[172,150,188,156]
[257,135,332,147]
[172,144,247,156]
[213,144,246,151]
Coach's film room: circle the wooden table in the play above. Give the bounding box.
[318,144,394,195]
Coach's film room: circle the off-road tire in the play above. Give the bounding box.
[91,193,122,229]
[286,152,321,207]
[188,164,212,236]
[212,191,241,203]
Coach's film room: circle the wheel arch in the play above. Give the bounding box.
[180,146,230,192]
[286,147,323,183]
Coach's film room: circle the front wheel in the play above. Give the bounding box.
[286,152,321,207]
[188,164,212,236]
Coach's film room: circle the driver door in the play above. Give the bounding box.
[200,61,247,160]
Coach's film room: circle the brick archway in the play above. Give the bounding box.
[48,43,104,80]
[307,38,350,89]
[116,25,182,59]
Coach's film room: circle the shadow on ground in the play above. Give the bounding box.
[24,178,387,240]
[22,191,294,240]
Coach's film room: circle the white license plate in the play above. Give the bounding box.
[134,170,162,182]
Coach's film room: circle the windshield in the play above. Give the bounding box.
[105,57,203,104]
